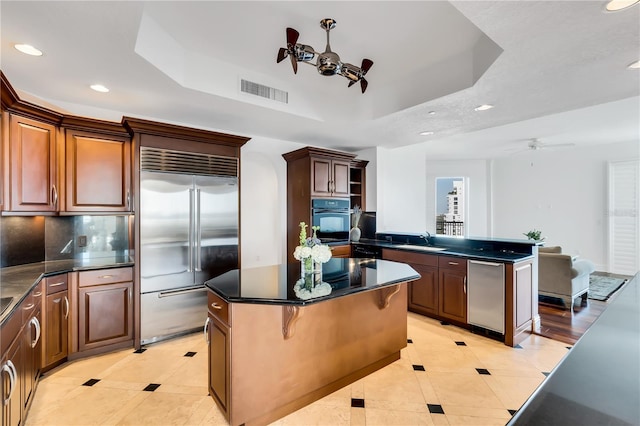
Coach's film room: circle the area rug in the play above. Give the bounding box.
[588,275,627,301]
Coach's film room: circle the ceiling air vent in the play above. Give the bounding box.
[240,79,288,103]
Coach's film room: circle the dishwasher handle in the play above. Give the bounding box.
[468,260,503,267]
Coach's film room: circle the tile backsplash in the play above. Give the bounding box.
[1,215,130,267]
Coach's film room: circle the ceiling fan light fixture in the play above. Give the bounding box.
[627,60,640,69]
[14,44,43,56]
[420,131,434,136]
[605,0,639,11]
[474,104,494,112]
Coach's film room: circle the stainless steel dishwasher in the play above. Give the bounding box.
[467,260,505,334]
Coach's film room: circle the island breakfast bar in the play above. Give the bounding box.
[204,258,420,426]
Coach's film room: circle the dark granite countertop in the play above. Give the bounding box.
[1,253,134,323]
[353,239,535,263]
[508,272,640,425]
[204,258,420,306]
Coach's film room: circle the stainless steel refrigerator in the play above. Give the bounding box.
[139,147,239,345]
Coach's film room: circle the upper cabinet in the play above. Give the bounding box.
[62,117,132,213]
[349,159,368,210]
[310,156,351,198]
[6,114,59,213]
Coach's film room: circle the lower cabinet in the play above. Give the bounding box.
[77,267,133,353]
[1,282,43,426]
[331,244,351,258]
[438,256,468,324]
[43,274,69,369]
[206,291,230,418]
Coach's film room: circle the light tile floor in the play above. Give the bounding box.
[26,313,570,425]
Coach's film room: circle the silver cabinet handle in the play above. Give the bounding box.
[30,317,41,348]
[195,188,202,272]
[188,188,194,272]
[204,317,211,344]
[448,261,459,266]
[52,184,58,209]
[2,361,16,406]
[49,282,66,288]
[158,286,206,298]
[463,276,467,294]
[98,275,113,279]
[23,303,35,312]
[211,302,223,310]
[63,296,70,319]
[126,190,131,211]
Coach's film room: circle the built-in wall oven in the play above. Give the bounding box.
[311,198,350,241]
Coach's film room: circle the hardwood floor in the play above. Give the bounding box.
[535,272,632,345]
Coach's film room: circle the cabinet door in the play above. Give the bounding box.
[332,160,350,197]
[44,291,69,367]
[1,338,23,426]
[65,130,131,212]
[78,281,133,352]
[311,157,332,197]
[408,264,439,316]
[207,314,230,416]
[22,307,42,411]
[438,269,467,323]
[8,114,57,212]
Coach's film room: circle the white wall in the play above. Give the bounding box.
[240,136,304,268]
[354,147,378,211]
[376,144,490,237]
[491,140,639,273]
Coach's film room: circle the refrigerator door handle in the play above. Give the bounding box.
[195,188,202,272]
[188,188,194,272]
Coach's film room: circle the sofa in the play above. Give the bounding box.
[538,246,595,310]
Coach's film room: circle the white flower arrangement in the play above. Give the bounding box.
[293,222,332,264]
[293,279,332,300]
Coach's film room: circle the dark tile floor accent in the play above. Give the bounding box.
[542,372,550,377]
[133,348,147,354]
[351,398,365,408]
[412,364,425,371]
[407,339,413,344]
[476,368,491,375]
[508,409,518,415]
[455,341,466,346]
[143,383,161,392]
[184,351,197,357]
[82,378,100,386]
[427,404,445,414]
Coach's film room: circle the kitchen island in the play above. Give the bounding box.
[204,258,420,426]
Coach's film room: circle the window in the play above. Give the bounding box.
[436,177,466,237]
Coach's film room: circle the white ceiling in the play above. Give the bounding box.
[1,1,639,159]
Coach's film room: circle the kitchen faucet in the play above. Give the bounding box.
[419,232,431,245]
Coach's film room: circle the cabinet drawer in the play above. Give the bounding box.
[208,291,229,325]
[22,281,44,323]
[438,256,467,272]
[331,244,351,258]
[79,267,133,287]
[45,274,68,295]
[382,249,438,267]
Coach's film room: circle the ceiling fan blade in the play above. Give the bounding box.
[360,78,368,94]
[289,53,298,74]
[286,27,299,47]
[277,47,288,63]
[347,80,356,88]
[361,59,373,75]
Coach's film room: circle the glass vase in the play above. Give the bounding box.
[301,257,322,278]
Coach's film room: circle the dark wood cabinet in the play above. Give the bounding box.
[77,267,133,353]
[206,291,230,417]
[331,244,351,258]
[64,127,131,213]
[438,257,468,324]
[43,274,69,369]
[1,334,23,426]
[6,114,58,212]
[22,305,42,412]
[311,157,351,198]
[349,159,368,210]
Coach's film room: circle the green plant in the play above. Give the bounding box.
[523,229,544,240]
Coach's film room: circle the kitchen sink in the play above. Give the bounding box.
[398,245,447,252]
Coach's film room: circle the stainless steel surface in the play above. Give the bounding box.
[467,260,505,334]
[139,148,239,345]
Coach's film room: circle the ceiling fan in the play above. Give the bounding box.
[276,18,374,94]
[510,138,576,154]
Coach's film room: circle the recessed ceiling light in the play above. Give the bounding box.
[605,0,639,11]
[14,44,43,56]
[419,131,434,136]
[428,111,436,116]
[90,84,109,93]
[628,60,640,69]
[474,104,494,112]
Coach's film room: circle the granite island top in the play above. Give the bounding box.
[204,258,420,306]
[1,253,134,323]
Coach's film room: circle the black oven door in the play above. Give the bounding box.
[311,198,350,241]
